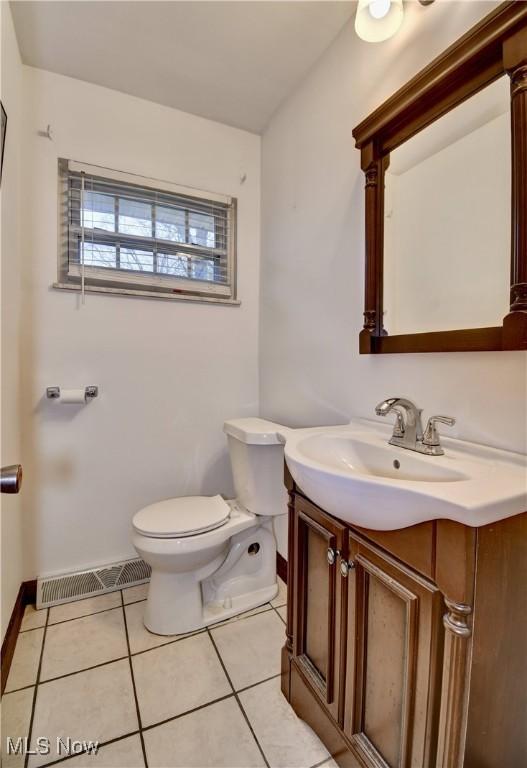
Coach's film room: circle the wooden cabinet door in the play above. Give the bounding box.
[343,533,443,768]
[292,496,348,723]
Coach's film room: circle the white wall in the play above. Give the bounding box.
[260,0,527,559]
[20,67,261,578]
[1,3,26,636]
[4,0,526,591]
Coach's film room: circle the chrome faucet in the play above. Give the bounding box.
[375,397,455,456]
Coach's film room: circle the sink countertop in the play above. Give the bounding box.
[283,419,527,530]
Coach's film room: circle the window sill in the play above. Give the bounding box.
[52,282,241,306]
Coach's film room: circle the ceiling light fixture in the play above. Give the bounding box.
[355,0,434,44]
[355,0,404,43]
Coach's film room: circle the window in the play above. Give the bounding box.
[57,160,237,301]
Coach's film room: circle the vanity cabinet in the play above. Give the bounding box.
[342,534,443,768]
[292,496,347,723]
[282,468,527,768]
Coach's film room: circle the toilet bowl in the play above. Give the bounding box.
[132,418,289,635]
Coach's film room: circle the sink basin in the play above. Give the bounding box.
[284,421,527,530]
[297,433,467,483]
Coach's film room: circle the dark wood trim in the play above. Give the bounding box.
[464,514,527,767]
[296,508,338,705]
[503,26,527,348]
[353,3,527,152]
[24,580,37,604]
[359,151,390,350]
[292,497,348,725]
[1,585,26,696]
[353,2,527,354]
[290,659,363,768]
[367,326,504,354]
[1,579,37,695]
[284,462,296,657]
[282,463,296,703]
[276,552,287,584]
[285,480,527,767]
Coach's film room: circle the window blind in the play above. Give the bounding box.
[58,159,236,300]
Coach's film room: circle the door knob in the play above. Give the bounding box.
[1,464,23,494]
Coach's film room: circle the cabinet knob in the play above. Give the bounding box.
[340,559,355,577]
[327,548,336,565]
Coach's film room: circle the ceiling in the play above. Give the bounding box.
[10,1,354,134]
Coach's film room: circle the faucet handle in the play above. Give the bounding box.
[423,415,456,446]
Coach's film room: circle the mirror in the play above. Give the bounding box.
[353,3,527,353]
[383,77,511,336]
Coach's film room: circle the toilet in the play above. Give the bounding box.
[132,418,289,635]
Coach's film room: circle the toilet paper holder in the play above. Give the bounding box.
[46,386,99,400]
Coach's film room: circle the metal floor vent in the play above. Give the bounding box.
[36,557,151,609]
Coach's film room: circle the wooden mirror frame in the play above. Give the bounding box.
[353,2,527,354]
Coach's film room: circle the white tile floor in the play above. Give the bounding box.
[2,579,338,768]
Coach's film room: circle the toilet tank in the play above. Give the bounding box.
[223,418,289,517]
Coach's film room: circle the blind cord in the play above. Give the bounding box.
[80,172,86,305]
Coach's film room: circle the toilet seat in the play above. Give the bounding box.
[133,495,231,539]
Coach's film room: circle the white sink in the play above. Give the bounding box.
[283,420,527,530]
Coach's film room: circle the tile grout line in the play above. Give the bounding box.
[34,684,332,768]
[130,628,207,658]
[34,693,253,767]
[21,596,273,636]
[19,596,148,633]
[36,690,243,768]
[206,627,271,768]
[137,674,283,733]
[18,625,48,635]
[310,757,335,768]
[23,607,49,768]
[35,730,142,768]
[12,590,294,768]
[236,672,282,694]
[120,590,149,768]
[15,595,292,768]
[34,603,124,629]
[140,692,235,733]
[10,604,283,695]
[272,604,287,625]
[3,682,36,696]
[210,604,274,630]
[271,599,329,767]
[123,603,276,660]
[18,655,131,690]
[7,679,283,734]
[13,595,286,765]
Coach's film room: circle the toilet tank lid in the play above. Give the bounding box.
[223,418,288,445]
